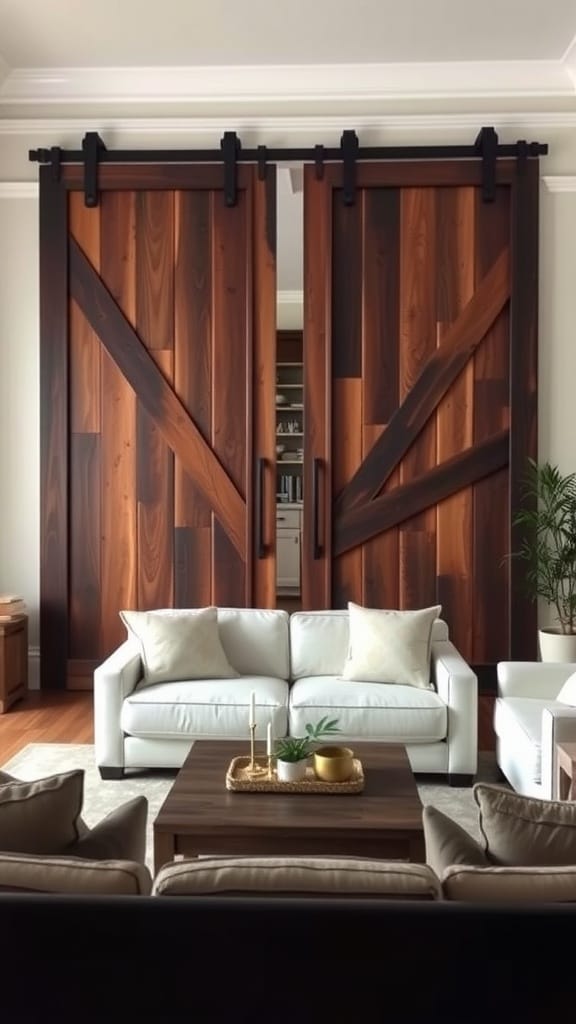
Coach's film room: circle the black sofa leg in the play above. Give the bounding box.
[99,767,125,780]
[448,773,475,787]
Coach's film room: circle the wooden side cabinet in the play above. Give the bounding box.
[0,615,28,713]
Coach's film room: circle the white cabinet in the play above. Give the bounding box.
[276,505,301,593]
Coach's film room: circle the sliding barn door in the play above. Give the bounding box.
[302,159,538,668]
[40,164,276,688]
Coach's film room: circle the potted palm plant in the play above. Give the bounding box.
[275,716,341,782]
[511,459,576,661]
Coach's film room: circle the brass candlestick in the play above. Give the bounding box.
[267,754,274,780]
[247,723,267,778]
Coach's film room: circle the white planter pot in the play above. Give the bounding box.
[538,629,576,663]
[276,758,307,783]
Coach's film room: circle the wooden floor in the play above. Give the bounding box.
[0,692,94,763]
[0,689,496,765]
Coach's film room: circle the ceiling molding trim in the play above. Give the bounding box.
[3,111,576,138]
[0,60,574,106]
[0,181,39,198]
[543,175,576,192]
[562,33,576,89]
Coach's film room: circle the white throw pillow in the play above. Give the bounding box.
[340,602,442,688]
[119,607,239,686]
[556,670,576,706]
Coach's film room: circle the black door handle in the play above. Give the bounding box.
[313,457,322,559]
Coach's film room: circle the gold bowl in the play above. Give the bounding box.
[313,745,355,783]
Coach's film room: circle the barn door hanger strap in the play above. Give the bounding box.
[82,132,107,208]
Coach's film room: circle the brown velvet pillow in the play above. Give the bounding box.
[65,796,148,864]
[423,805,488,877]
[474,782,576,866]
[0,770,84,855]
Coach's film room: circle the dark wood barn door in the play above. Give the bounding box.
[40,164,276,688]
[302,158,539,668]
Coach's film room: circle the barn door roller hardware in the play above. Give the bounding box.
[29,128,549,209]
[82,132,107,208]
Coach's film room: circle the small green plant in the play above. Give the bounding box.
[510,459,576,634]
[275,716,341,763]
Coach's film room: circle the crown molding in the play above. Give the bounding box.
[3,111,576,139]
[0,182,38,198]
[543,175,576,192]
[0,59,574,107]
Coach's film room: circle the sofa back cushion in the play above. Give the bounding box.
[442,864,576,903]
[474,783,576,866]
[152,856,440,900]
[0,770,84,855]
[289,610,449,680]
[216,608,290,679]
[0,853,152,895]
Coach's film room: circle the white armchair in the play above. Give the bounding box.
[495,661,576,798]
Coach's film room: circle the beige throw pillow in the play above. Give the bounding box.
[340,603,441,688]
[0,770,84,855]
[120,607,239,686]
[474,783,576,866]
[556,670,576,706]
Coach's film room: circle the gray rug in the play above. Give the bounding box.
[2,744,500,871]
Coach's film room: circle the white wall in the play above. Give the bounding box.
[1,112,576,653]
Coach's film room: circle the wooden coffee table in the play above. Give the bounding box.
[153,740,425,873]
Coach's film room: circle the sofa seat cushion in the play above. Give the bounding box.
[494,697,560,785]
[152,855,440,900]
[288,677,447,742]
[442,864,576,903]
[0,852,152,895]
[121,676,289,740]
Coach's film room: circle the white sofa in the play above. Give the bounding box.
[94,607,478,785]
[495,661,576,798]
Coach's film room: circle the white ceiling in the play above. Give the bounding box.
[0,0,575,68]
[0,0,569,68]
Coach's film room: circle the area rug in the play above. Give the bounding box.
[1,744,501,871]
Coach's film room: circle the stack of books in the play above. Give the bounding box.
[0,594,27,621]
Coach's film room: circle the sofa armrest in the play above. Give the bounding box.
[431,640,478,776]
[540,705,576,798]
[94,641,143,770]
[497,661,576,700]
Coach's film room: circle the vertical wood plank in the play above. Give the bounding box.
[473,186,511,664]
[252,166,277,608]
[509,160,539,659]
[136,193,175,610]
[332,195,362,379]
[39,169,68,688]
[70,434,101,657]
[174,527,211,607]
[302,164,332,609]
[398,188,437,609]
[435,187,474,657]
[332,379,362,607]
[361,188,400,608]
[68,193,101,433]
[212,189,249,603]
[100,191,137,652]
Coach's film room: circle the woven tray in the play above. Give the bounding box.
[226,756,364,794]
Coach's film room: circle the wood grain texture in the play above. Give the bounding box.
[174,189,212,529]
[100,191,138,654]
[174,526,212,607]
[332,196,362,379]
[135,193,175,610]
[39,169,68,689]
[302,164,332,609]
[334,431,509,555]
[362,426,400,609]
[398,188,437,609]
[335,247,511,518]
[435,187,474,656]
[363,189,400,425]
[509,160,539,659]
[69,236,247,560]
[473,186,511,663]
[69,433,101,657]
[332,379,362,606]
[68,192,101,433]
